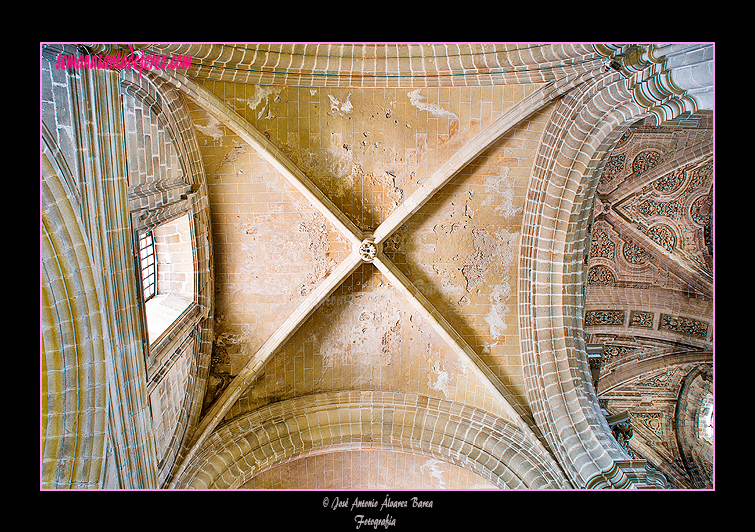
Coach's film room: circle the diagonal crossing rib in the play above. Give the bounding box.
[156,70,364,248]
[373,73,593,246]
[157,69,596,486]
[170,251,362,486]
[372,253,536,438]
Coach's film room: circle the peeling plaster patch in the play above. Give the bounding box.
[419,458,447,488]
[233,212,335,303]
[211,145,246,178]
[407,89,458,120]
[480,168,521,218]
[220,145,246,166]
[211,325,253,378]
[193,113,225,141]
[215,331,245,348]
[485,283,512,337]
[427,360,452,397]
[456,225,518,341]
[247,85,284,120]
[495,228,518,267]
[328,93,353,115]
[288,129,404,228]
[206,324,257,408]
[430,260,464,302]
[283,137,356,199]
[248,86,284,110]
[461,254,486,292]
[375,170,404,212]
[297,213,336,296]
[484,229,518,341]
[317,290,404,374]
[326,133,357,177]
[461,228,499,292]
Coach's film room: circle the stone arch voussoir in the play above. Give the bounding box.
[41,141,108,489]
[519,71,662,488]
[174,391,570,489]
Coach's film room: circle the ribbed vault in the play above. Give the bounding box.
[157,68,580,487]
[40,43,714,490]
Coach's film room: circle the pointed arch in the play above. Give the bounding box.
[173,391,570,489]
[119,68,215,486]
[41,141,108,489]
[519,70,660,488]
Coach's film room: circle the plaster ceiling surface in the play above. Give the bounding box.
[39,42,715,491]
[186,80,553,487]
[37,42,716,492]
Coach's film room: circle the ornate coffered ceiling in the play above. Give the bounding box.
[41,42,714,491]
[585,114,713,488]
[590,116,713,299]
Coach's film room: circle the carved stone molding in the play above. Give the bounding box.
[595,44,713,125]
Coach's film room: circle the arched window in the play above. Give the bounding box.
[137,213,195,345]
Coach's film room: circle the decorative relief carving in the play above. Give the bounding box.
[608,414,634,457]
[587,265,616,286]
[600,153,626,185]
[358,239,377,262]
[590,229,615,259]
[636,367,678,388]
[585,309,625,326]
[687,160,713,190]
[595,123,713,300]
[690,193,712,227]
[646,224,676,251]
[629,310,654,328]
[598,311,708,338]
[659,314,709,339]
[639,199,680,219]
[653,167,686,194]
[614,128,633,149]
[701,458,713,478]
[633,412,665,439]
[632,150,661,174]
[603,345,632,363]
[622,240,649,265]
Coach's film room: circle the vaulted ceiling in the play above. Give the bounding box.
[162,45,713,488]
[41,43,714,490]
[185,76,554,488]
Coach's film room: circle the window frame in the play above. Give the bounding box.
[138,229,157,302]
[132,206,203,375]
